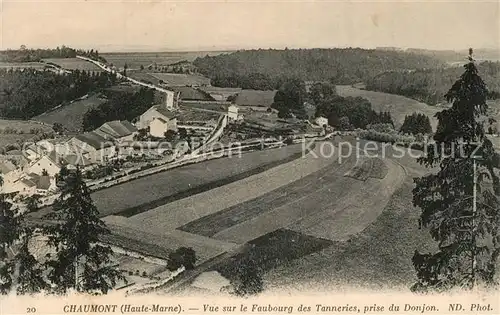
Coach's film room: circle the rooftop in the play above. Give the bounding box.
[0,160,16,174]
[98,120,138,138]
[74,131,115,150]
[152,105,177,119]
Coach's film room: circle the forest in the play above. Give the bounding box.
[0,69,118,119]
[82,87,156,131]
[0,46,106,63]
[365,61,500,105]
[193,48,444,88]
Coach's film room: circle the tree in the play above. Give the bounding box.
[140,65,144,71]
[123,63,128,77]
[272,78,308,119]
[0,177,46,295]
[309,82,336,106]
[45,167,123,294]
[164,130,178,142]
[411,49,500,292]
[400,113,432,135]
[25,195,41,213]
[52,123,64,134]
[166,247,196,271]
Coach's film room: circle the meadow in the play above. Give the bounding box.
[336,85,441,130]
[33,94,107,132]
[0,119,53,150]
[42,58,103,71]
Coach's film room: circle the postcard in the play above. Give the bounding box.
[0,1,499,314]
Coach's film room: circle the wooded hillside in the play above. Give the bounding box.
[193,48,444,88]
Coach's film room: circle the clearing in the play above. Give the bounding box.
[33,94,107,132]
[336,85,441,130]
[42,58,103,71]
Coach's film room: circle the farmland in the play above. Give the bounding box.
[336,85,441,130]
[33,94,107,132]
[30,143,307,220]
[42,58,103,71]
[263,178,435,293]
[101,51,229,70]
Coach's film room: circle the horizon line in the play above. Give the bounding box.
[2,44,499,54]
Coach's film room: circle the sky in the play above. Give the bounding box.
[0,0,498,52]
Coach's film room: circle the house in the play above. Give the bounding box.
[227,105,239,121]
[95,120,138,142]
[0,160,16,177]
[70,132,116,163]
[62,154,94,171]
[315,116,329,127]
[149,117,171,138]
[11,178,37,196]
[0,161,23,192]
[27,155,61,177]
[25,144,43,161]
[138,105,178,131]
[25,173,57,195]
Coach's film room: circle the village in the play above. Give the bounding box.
[0,65,330,216]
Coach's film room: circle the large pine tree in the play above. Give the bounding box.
[0,176,46,295]
[45,167,123,294]
[412,49,500,292]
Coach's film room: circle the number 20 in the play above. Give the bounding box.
[26,307,36,313]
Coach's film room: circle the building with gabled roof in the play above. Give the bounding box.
[70,131,116,163]
[138,104,178,131]
[27,154,61,177]
[95,120,138,142]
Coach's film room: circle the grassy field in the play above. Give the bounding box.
[215,229,332,279]
[42,58,103,71]
[33,94,106,132]
[0,119,53,150]
[263,178,436,293]
[101,51,228,69]
[336,85,441,130]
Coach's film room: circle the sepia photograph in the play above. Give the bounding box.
[0,0,499,313]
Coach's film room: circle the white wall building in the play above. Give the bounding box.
[27,155,61,177]
[227,105,240,121]
[315,116,329,127]
[138,105,178,130]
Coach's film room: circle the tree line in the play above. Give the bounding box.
[0,69,118,119]
[193,48,444,89]
[0,46,107,63]
[309,82,394,129]
[400,113,432,135]
[365,61,500,105]
[82,87,156,131]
